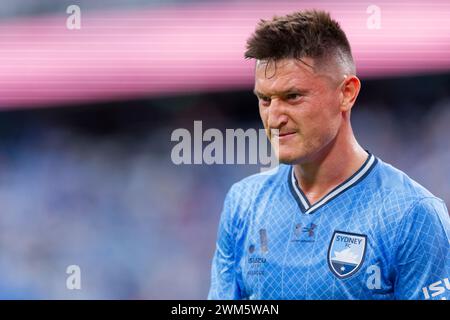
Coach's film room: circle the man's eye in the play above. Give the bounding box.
[259,96,271,104]
[286,93,301,101]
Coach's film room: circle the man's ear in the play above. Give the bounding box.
[340,75,361,112]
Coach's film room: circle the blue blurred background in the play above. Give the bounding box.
[0,0,448,299]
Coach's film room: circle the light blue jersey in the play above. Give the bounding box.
[208,152,450,300]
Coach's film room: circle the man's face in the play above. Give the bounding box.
[254,58,344,164]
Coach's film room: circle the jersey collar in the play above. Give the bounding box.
[288,152,378,215]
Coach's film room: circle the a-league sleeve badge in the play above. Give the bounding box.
[327,231,367,279]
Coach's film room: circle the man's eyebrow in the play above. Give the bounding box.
[253,89,265,97]
[253,87,309,97]
[281,87,309,95]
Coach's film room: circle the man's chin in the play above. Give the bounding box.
[277,149,310,165]
[278,154,301,165]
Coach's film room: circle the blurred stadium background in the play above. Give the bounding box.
[0,0,448,299]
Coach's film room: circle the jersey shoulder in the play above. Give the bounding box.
[230,164,290,199]
[372,157,441,201]
[224,165,290,219]
[369,157,448,228]
[234,164,289,189]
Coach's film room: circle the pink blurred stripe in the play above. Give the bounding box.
[0,0,449,109]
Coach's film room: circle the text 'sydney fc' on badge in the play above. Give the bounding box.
[328,231,367,279]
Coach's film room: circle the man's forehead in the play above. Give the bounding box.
[254,76,307,94]
[256,57,315,73]
[254,58,315,93]
[254,57,342,93]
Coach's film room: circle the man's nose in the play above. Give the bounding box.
[267,99,288,129]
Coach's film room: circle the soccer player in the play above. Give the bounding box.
[208,10,450,300]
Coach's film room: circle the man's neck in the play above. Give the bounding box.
[293,131,367,206]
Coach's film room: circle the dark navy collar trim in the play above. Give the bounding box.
[288,152,378,215]
[288,170,308,212]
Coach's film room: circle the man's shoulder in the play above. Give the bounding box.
[234,164,289,187]
[221,165,291,223]
[375,159,450,261]
[370,156,446,214]
[372,157,436,198]
[226,165,290,200]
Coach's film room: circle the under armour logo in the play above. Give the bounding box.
[303,223,317,237]
[293,223,317,241]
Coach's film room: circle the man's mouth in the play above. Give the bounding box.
[278,132,296,137]
[272,131,296,141]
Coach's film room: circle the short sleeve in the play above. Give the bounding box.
[207,184,242,300]
[394,197,450,300]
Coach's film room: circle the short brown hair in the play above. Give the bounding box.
[245,10,355,74]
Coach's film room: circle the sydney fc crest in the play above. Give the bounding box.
[327,231,367,279]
